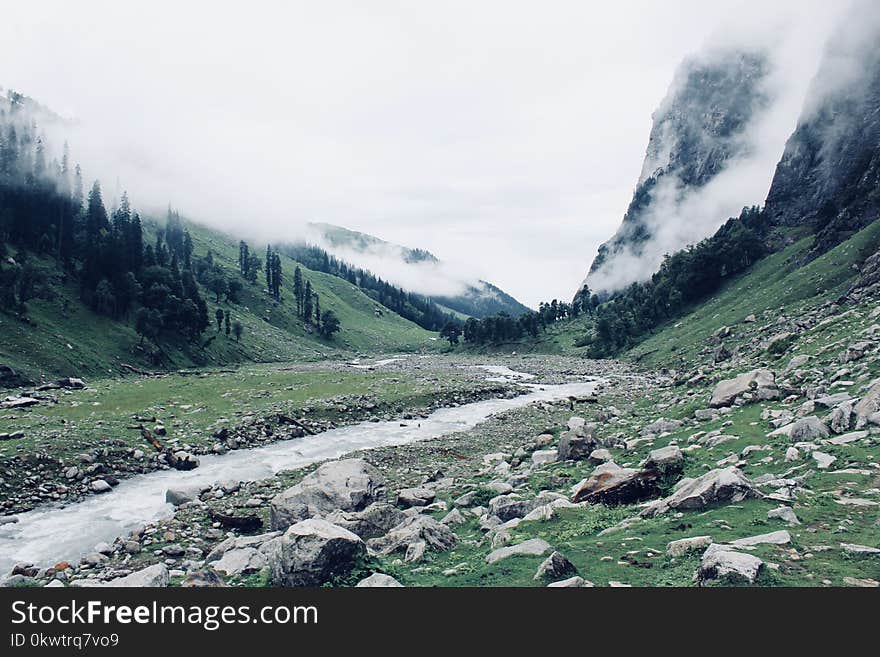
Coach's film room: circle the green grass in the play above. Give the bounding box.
[0,219,439,384]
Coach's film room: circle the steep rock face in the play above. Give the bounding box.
[587,49,769,288]
[764,4,880,252]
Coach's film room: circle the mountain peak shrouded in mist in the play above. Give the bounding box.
[301,222,531,318]
[584,47,772,294]
[764,0,880,252]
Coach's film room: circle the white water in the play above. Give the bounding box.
[0,375,597,573]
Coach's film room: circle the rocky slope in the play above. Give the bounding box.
[764,2,880,255]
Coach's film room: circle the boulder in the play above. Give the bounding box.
[854,381,880,428]
[269,458,386,530]
[355,573,403,587]
[767,506,800,525]
[395,487,435,508]
[268,519,366,587]
[180,569,225,587]
[168,451,199,471]
[642,467,758,516]
[531,449,558,466]
[696,544,764,585]
[534,551,578,581]
[486,538,552,565]
[165,485,208,506]
[829,403,853,434]
[366,516,457,556]
[789,416,830,442]
[488,494,535,521]
[557,430,596,462]
[710,369,778,408]
[728,530,791,548]
[547,576,591,588]
[666,535,713,557]
[324,503,406,540]
[571,462,659,505]
[106,564,169,587]
[642,418,682,436]
[89,479,112,494]
[57,377,86,389]
[642,445,684,475]
[211,547,268,577]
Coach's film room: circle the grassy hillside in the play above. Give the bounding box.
[0,218,437,384]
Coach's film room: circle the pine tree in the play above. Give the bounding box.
[303,280,313,322]
[293,266,303,315]
[215,307,224,331]
[224,312,231,337]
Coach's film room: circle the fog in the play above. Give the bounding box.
[0,1,848,305]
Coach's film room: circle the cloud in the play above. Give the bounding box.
[0,1,846,306]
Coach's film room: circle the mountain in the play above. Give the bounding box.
[764,2,880,255]
[585,48,770,293]
[0,90,437,384]
[303,222,532,318]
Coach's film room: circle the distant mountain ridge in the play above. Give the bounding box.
[303,222,532,318]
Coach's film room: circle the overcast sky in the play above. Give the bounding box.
[0,1,845,306]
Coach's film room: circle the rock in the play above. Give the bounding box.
[710,369,778,408]
[642,445,685,474]
[588,448,613,463]
[697,544,764,585]
[488,494,535,522]
[355,573,403,587]
[784,447,801,462]
[395,487,435,508]
[643,418,683,435]
[534,551,578,581]
[571,462,659,505]
[180,569,225,587]
[268,519,366,587]
[0,397,40,409]
[168,451,199,471]
[165,485,207,506]
[642,467,758,516]
[547,576,591,588]
[767,506,800,525]
[367,516,457,556]
[325,503,406,540]
[441,509,466,526]
[57,377,86,389]
[485,538,552,565]
[713,343,731,363]
[567,416,587,432]
[531,449,558,466]
[854,381,880,428]
[729,530,791,548]
[211,547,268,577]
[814,392,852,408]
[106,564,169,587]
[270,458,386,530]
[840,543,880,555]
[0,516,19,526]
[153,424,167,436]
[89,479,112,494]
[843,577,879,587]
[812,451,837,469]
[827,430,869,445]
[784,354,810,372]
[557,429,596,462]
[789,416,830,442]
[666,535,713,557]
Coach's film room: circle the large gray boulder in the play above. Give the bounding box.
[570,462,659,505]
[696,544,764,585]
[556,428,597,462]
[106,564,170,587]
[269,459,386,530]
[211,548,268,577]
[534,551,578,581]
[325,503,406,540]
[355,573,403,587]
[789,416,830,442]
[488,494,535,521]
[710,369,778,408]
[366,515,457,556]
[268,518,366,587]
[854,381,880,428]
[642,467,758,516]
[486,538,552,565]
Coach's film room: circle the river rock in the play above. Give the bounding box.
[89,479,112,494]
[107,564,170,587]
[710,369,778,407]
[268,519,366,587]
[165,485,209,506]
[355,573,403,587]
[180,569,225,587]
[269,458,386,531]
